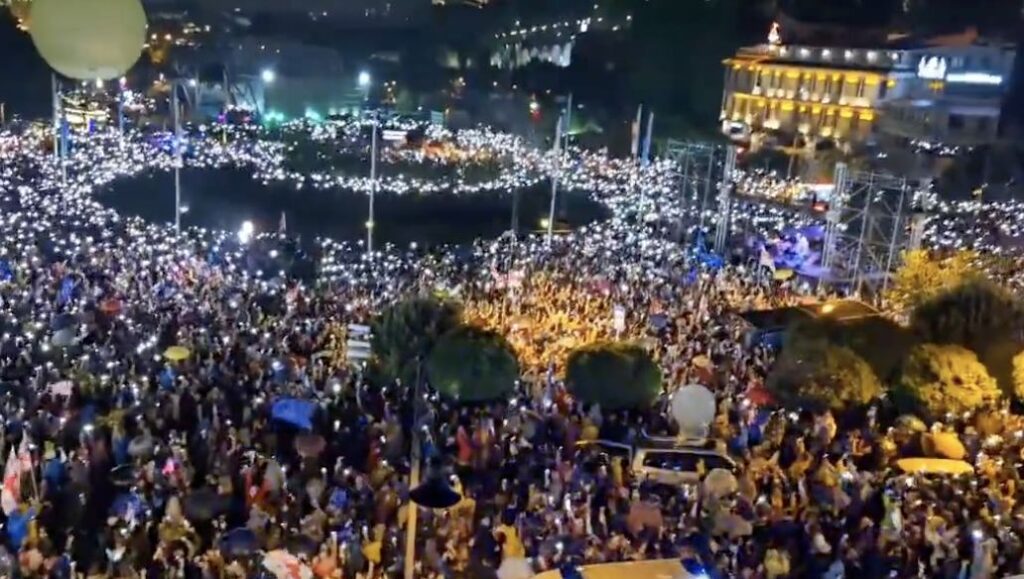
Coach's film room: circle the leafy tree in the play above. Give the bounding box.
[910,279,1024,354]
[372,297,461,384]
[566,342,662,410]
[1013,350,1024,402]
[785,315,916,383]
[768,341,882,412]
[885,250,981,313]
[427,327,519,403]
[894,344,1001,418]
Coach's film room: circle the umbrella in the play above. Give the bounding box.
[164,346,191,362]
[51,312,76,331]
[109,464,137,487]
[220,527,260,557]
[922,433,967,461]
[262,549,312,579]
[51,328,76,348]
[286,534,318,557]
[773,268,795,281]
[294,433,325,458]
[496,557,534,579]
[183,488,231,521]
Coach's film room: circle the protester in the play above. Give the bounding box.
[0,119,1019,579]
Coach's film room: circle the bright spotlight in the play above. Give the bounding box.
[261,69,276,84]
[358,71,371,87]
[238,220,255,244]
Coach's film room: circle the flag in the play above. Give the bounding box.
[2,447,22,515]
[553,114,564,154]
[759,246,776,272]
[641,112,655,167]
[279,211,287,234]
[630,105,643,159]
[18,434,33,473]
[58,275,75,305]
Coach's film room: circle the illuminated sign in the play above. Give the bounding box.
[917,56,947,80]
[945,72,1003,85]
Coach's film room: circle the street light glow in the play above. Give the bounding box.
[358,71,371,87]
[261,69,276,84]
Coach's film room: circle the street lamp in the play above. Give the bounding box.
[261,68,276,84]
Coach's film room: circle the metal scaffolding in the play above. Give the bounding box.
[664,139,718,241]
[713,146,737,253]
[821,163,912,294]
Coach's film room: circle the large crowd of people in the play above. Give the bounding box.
[0,118,1020,579]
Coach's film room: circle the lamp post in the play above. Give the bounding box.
[403,361,460,579]
[358,70,371,102]
[547,114,564,244]
[172,81,182,233]
[367,112,378,255]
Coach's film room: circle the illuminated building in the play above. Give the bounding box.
[720,24,1016,148]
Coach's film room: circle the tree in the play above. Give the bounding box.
[885,250,981,313]
[1013,350,1024,402]
[910,279,1024,354]
[768,341,882,412]
[427,327,519,403]
[372,297,461,384]
[894,344,1001,418]
[566,342,662,410]
[785,315,916,383]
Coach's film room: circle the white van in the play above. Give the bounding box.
[578,439,737,487]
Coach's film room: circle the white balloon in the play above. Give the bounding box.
[30,0,147,80]
[671,384,716,437]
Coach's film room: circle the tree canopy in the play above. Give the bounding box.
[895,343,1001,418]
[371,296,461,384]
[885,250,981,313]
[784,315,916,384]
[767,341,882,412]
[566,341,662,410]
[427,326,519,403]
[911,279,1024,354]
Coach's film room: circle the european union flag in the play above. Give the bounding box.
[271,398,315,430]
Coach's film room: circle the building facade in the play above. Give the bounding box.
[720,26,1016,149]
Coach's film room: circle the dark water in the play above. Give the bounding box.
[101,168,608,247]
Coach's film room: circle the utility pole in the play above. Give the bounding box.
[222,67,230,145]
[367,115,378,255]
[546,114,564,244]
[51,73,60,162]
[403,362,424,579]
[172,82,182,233]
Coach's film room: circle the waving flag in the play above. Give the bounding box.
[1,447,21,515]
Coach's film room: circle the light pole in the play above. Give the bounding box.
[118,77,127,135]
[358,70,371,103]
[547,114,564,244]
[367,112,378,255]
[172,81,183,233]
